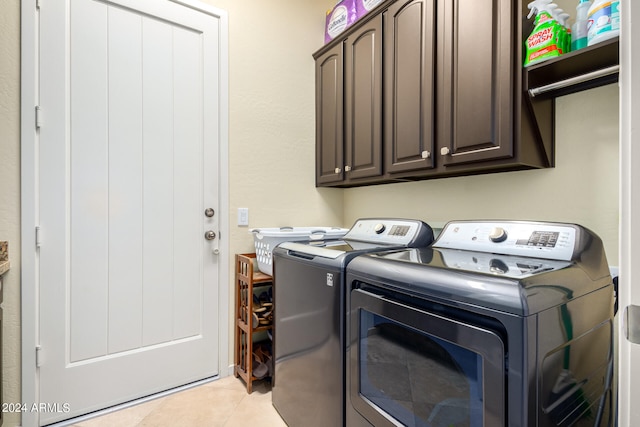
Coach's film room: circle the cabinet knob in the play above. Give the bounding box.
[440,147,451,156]
[421,151,431,159]
[345,165,352,172]
[334,167,341,174]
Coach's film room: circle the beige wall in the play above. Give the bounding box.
[0,0,619,424]
[344,84,620,264]
[209,0,342,252]
[205,0,342,366]
[1,0,22,426]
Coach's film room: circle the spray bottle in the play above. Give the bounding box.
[572,0,592,51]
[524,0,562,67]
[557,11,571,53]
[551,7,570,54]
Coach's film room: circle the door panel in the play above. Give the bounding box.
[39,0,221,423]
[438,0,513,166]
[344,16,382,180]
[172,25,204,340]
[384,0,436,173]
[107,5,145,355]
[315,43,344,185]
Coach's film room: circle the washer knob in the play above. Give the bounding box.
[374,223,386,234]
[489,227,508,242]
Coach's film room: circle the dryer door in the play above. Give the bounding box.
[347,287,506,427]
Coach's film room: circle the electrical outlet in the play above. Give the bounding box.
[238,208,249,226]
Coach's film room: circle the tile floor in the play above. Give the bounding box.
[67,376,286,427]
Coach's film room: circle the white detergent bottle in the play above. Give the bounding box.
[572,0,592,51]
[587,0,620,46]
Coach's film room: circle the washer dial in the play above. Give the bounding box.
[489,227,508,243]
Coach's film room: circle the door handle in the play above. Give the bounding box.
[204,230,216,240]
[624,304,640,344]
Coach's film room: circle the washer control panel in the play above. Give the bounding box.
[433,221,578,261]
[343,219,430,245]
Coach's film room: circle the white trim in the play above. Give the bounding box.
[20,1,230,425]
[619,0,638,425]
[215,5,231,379]
[21,0,39,426]
[171,0,232,382]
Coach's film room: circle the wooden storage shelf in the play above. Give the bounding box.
[234,253,274,393]
[525,37,619,99]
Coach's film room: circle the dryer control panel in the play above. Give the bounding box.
[433,221,578,261]
[343,218,433,246]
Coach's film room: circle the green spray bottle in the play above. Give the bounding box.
[556,10,572,53]
[524,0,562,67]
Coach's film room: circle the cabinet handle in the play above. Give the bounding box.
[345,165,352,172]
[421,151,431,159]
[440,147,450,156]
[334,167,341,174]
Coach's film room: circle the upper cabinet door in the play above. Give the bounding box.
[344,15,383,180]
[315,42,345,185]
[437,0,514,166]
[384,0,436,174]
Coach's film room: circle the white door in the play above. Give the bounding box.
[37,0,222,423]
[620,1,640,425]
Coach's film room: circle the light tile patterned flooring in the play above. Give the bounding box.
[68,376,286,427]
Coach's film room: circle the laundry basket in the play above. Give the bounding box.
[251,227,348,275]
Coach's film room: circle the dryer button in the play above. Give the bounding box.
[489,227,508,243]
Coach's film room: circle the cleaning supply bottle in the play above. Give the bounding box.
[558,11,571,53]
[587,0,620,46]
[524,0,562,67]
[572,0,592,51]
[551,8,570,53]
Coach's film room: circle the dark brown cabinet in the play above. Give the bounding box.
[383,0,436,174]
[344,15,383,181]
[437,0,514,166]
[315,15,383,186]
[315,43,344,185]
[314,0,555,187]
[434,0,554,175]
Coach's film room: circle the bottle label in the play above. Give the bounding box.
[588,1,620,39]
[524,14,561,66]
[327,5,349,38]
[362,0,383,12]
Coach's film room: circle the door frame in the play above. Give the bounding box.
[619,0,638,425]
[20,1,229,425]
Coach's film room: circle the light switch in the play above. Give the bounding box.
[238,208,249,226]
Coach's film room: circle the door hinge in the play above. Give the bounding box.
[36,0,41,10]
[625,304,640,344]
[36,345,42,368]
[35,106,42,129]
[35,226,42,248]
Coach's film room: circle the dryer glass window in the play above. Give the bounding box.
[358,311,484,427]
